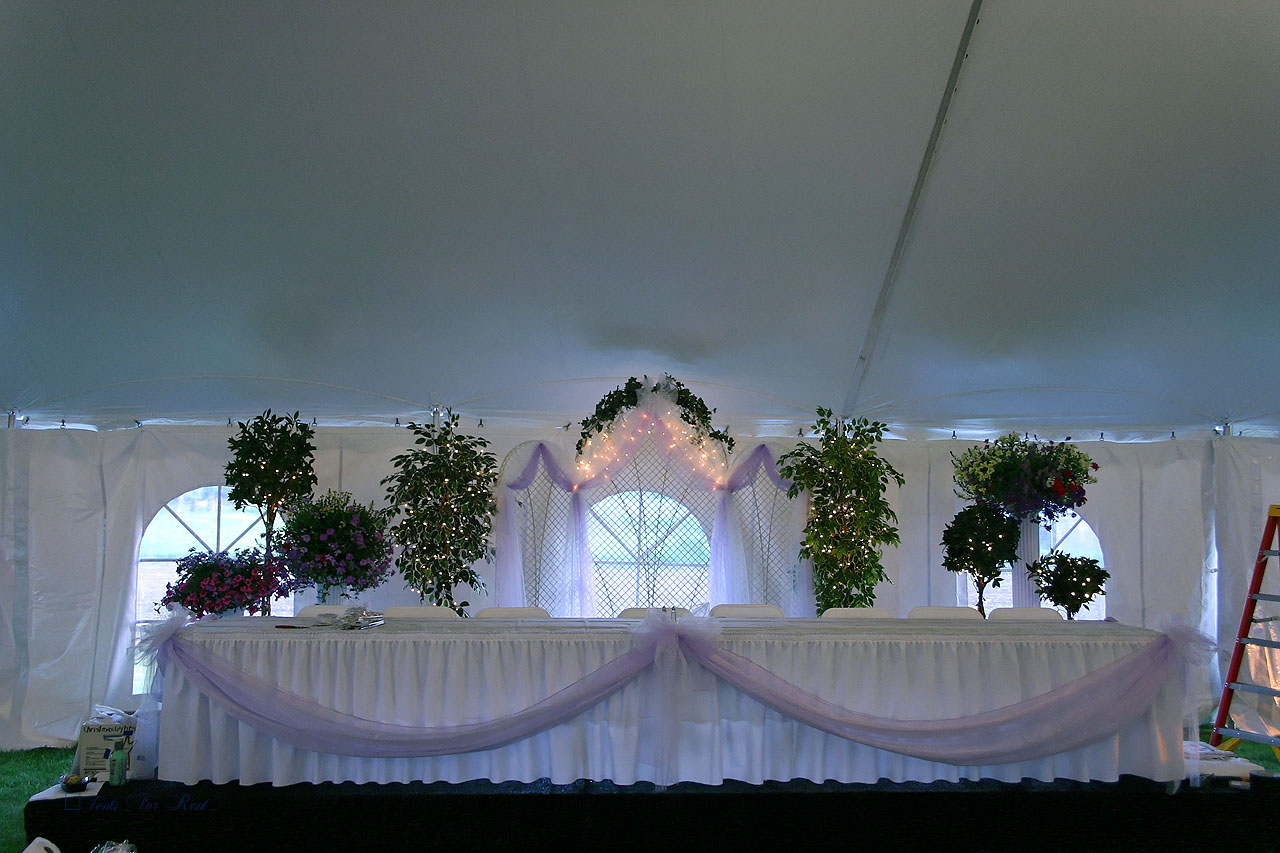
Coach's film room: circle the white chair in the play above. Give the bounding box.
[988,606,1064,621]
[617,607,692,618]
[709,603,784,618]
[22,839,59,853]
[382,605,460,618]
[297,604,353,617]
[907,605,985,620]
[820,606,894,619]
[473,606,551,618]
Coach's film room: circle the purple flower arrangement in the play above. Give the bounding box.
[277,490,394,601]
[159,547,283,617]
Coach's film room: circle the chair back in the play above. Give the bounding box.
[617,607,692,618]
[709,604,784,618]
[382,606,460,618]
[907,605,984,620]
[297,604,353,617]
[474,606,551,618]
[820,606,894,619]
[988,606,1064,621]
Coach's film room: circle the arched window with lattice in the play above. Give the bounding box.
[501,441,806,617]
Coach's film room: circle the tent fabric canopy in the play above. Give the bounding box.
[2,2,1280,756]
[2,1,1277,437]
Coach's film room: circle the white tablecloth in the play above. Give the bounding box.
[157,617,1185,786]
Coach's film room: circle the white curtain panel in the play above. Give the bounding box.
[0,428,1269,748]
[1212,437,1280,712]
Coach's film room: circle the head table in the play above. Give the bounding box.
[155,615,1187,787]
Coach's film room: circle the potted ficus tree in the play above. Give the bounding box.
[382,411,498,615]
[1026,550,1110,619]
[224,410,317,613]
[777,408,904,612]
[941,504,1020,617]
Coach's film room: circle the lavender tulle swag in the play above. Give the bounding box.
[277,490,395,601]
[158,547,285,617]
[951,433,1098,525]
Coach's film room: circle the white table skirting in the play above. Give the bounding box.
[156,617,1186,786]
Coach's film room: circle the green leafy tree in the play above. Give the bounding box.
[224,410,317,613]
[777,409,904,611]
[941,504,1019,617]
[382,412,498,615]
[1026,550,1109,619]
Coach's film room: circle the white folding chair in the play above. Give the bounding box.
[709,603,785,618]
[907,605,985,620]
[473,606,551,618]
[988,606,1064,621]
[296,604,353,617]
[820,606,894,619]
[617,607,693,618]
[382,605,460,618]
[22,839,59,853]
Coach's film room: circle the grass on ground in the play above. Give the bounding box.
[0,747,76,853]
[1200,722,1280,772]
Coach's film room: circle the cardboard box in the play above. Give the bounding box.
[74,718,136,782]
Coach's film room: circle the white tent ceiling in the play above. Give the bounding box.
[3,1,1277,437]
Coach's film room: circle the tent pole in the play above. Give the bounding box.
[842,0,984,417]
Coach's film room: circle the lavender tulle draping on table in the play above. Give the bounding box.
[157,613,1194,778]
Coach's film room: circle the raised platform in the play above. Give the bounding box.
[25,775,1280,852]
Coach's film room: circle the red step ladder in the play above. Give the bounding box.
[1210,504,1280,751]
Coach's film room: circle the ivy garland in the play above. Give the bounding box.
[576,375,734,456]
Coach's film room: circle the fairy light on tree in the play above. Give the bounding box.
[224,410,317,614]
[778,408,904,612]
[940,504,1019,617]
[382,410,497,615]
[947,433,1102,613]
[1025,550,1109,619]
[575,375,734,465]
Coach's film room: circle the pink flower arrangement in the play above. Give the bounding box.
[158,547,284,617]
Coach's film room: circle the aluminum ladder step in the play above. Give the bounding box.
[1213,726,1280,749]
[1228,681,1280,699]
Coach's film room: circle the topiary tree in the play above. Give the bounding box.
[225,410,317,612]
[941,504,1020,617]
[1026,550,1110,619]
[382,411,498,615]
[777,408,904,611]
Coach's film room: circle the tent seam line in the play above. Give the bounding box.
[844,0,984,416]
